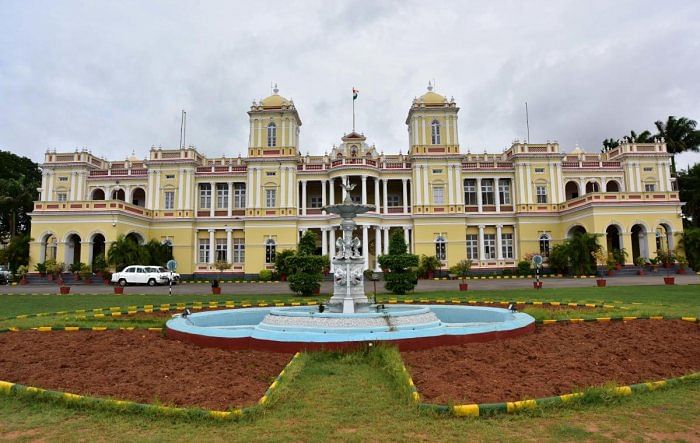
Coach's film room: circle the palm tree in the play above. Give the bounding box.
[107,235,146,271]
[602,138,620,152]
[628,130,652,143]
[654,116,700,173]
[567,232,601,275]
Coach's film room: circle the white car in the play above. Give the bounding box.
[147,266,180,285]
[111,265,169,286]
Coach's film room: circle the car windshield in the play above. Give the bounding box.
[158,267,167,272]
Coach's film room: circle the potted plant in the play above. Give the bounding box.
[656,249,675,269]
[418,255,441,280]
[16,265,29,285]
[69,262,85,280]
[635,256,647,275]
[612,248,627,270]
[44,259,58,281]
[450,260,472,291]
[677,256,688,275]
[605,254,617,277]
[80,264,92,284]
[112,272,124,294]
[648,257,658,273]
[274,249,295,282]
[34,262,47,277]
[594,250,607,287]
[59,284,71,294]
[211,278,221,294]
[92,255,107,279]
[214,260,232,282]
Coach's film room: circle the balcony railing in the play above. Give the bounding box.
[33,200,153,217]
[559,191,679,210]
[297,158,411,171]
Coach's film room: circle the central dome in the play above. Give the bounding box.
[260,85,291,109]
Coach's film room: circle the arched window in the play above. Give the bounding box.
[539,233,551,257]
[435,236,446,261]
[265,239,276,264]
[431,120,441,145]
[350,146,358,157]
[267,123,277,147]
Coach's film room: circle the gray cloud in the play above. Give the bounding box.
[1,0,698,169]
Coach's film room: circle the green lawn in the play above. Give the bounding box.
[0,285,698,441]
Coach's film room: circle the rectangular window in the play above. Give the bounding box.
[265,189,276,208]
[215,238,227,262]
[164,191,175,209]
[198,239,210,263]
[501,233,514,259]
[644,183,656,192]
[481,179,495,205]
[536,186,547,203]
[232,239,245,263]
[266,171,276,176]
[466,234,479,260]
[535,168,545,173]
[58,176,68,181]
[643,167,653,172]
[165,174,175,179]
[432,169,443,174]
[233,183,246,208]
[216,183,228,209]
[310,196,323,208]
[464,179,477,205]
[57,192,67,202]
[433,187,445,205]
[498,179,511,205]
[484,234,496,259]
[199,184,211,209]
[387,195,400,207]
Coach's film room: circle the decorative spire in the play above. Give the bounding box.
[427,81,433,92]
[273,83,279,94]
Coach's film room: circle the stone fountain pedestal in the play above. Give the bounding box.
[326,257,370,313]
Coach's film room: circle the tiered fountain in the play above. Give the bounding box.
[166,176,535,352]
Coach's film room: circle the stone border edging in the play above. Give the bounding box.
[405,316,699,417]
[0,326,302,421]
[418,372,700,417]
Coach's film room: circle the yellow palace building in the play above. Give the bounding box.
[29,85,684,277]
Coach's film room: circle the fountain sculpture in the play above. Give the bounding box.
[323,179,374,313]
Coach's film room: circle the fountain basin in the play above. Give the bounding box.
[166,305,536,352]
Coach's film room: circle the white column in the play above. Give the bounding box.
[185,170,192,210]
[361,175,367,205]
[415,167,422,206]
[374,177,380,212]
[256,168,262,208]
[383,227,390,254]
[374,226,381,271]
[513,226,519,261]
[226,228,233,264]
[227,182,233,217]
[383,178,389,214]
[634,163,642,192]
[321,228,328,256]
[476,177,483,213]
[454,165,463,206]
[321,179,327,214]
[210,181,215,217]
[329,228,336,272]
[556,164,565,203]
[362,225,369,270]
[39,173,47,201]
[329,178,335,205]
[69,172,76,201]
[548,162,557,203]
[494,177,501,212]
[341,178,348,200]
[422,165,429,204]
[402,178,408,213]
[525,165,533,203]
[403,226,409,247]
[246,167,254,208]
[478,225,485,262]
[76,172,84,200]
[280,167,286,208]
[153,172,161,209]
[288,167,294,208]
[421,117,426,145]
[46,172,54,202]
[301,180,307,215]
[447,165,454,205]
[496,224,503,260]
[579,178,586,196]
[208,229,216,265]
[178,169,185,209]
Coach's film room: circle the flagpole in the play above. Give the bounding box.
[352,93,355,132]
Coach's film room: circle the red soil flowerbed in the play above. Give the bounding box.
[402,320,700,404]
[0,330,291,410]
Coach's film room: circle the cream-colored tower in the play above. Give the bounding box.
[247,85,301,157]
[405,82,460,155]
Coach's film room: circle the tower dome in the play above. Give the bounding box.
[417,81,447,106]
[260,84,291,109]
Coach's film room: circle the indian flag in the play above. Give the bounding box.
[353,87,359,100]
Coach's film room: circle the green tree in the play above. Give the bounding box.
[142,239,173,266]
[680,228,700,271]
[545,232,601,275]
[378,231,419,295]
[274,249,296,277]
[677,163,700,227]
[0,151,41,239]
[628,130,653,143]
[0,234,30,272]
[286,231,324,296]
[107,235,147,271]
[602,138,619,152]
[654,116,700,173]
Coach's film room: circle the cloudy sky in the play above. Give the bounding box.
[1,0,699,169]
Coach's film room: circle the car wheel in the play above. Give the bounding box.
[148,278,156,286]
[118,279,127,287]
